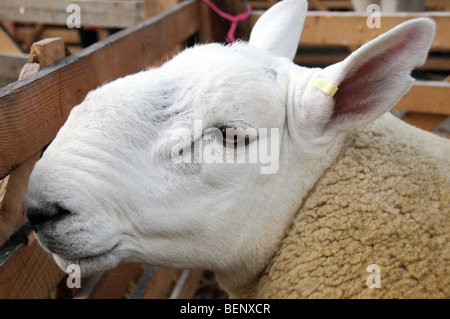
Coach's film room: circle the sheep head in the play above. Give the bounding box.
[24,0,435,290]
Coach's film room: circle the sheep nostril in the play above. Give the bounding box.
[25,202,72,229]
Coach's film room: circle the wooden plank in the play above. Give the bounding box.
[426,0,450,11]
[309,0,328,11]
[0,0,142,28]
[0,24,24,53]
[0,231,65,298]
[420,56,450,71]
[394,81,450,115]
[317,1,353,10]
[0,153,41,245]
[41,27,80,44]
[1,38,66,246]
[0,0,200,179]
[142,0,184,68]
[127,266,157,299]
[25,38,67,68]
[400,112,448,132]
[0,52,29,82]
[294,50,348,67]
[16,26,81,48]
[296,53,450,70]
[199,0,216,43]
[250,12,450,51]
[141,267,182,299]
[175,269,205,299]
[22,24,45,52]
[87,263,142,299]
[199,0,230,43]
[0,38,69,299]
[143,0,179,18]
[73,272,104,298]
[248,0,278,10]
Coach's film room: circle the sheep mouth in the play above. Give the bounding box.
[63,242,120,262]
[52,242,121,276]
[58,243,120,263]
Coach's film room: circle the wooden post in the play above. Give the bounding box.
[142,0,185,67]
[141,267,182,299]
[309,0,327,10]
[87,263,142,299]
[142,0,180,18]
[0,37,69,298]
[0,24,23,53]
[0,38,68,245]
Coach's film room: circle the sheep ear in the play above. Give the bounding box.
[249,0,308,60]
[298,18,436,136]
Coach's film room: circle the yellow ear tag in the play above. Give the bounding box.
[313,77,339,97]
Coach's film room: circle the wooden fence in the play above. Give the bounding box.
[0,0,449,299]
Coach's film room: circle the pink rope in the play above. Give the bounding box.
[201,0,252,43]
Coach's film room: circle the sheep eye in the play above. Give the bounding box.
[219,126,249,148]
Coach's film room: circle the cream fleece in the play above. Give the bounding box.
[232,113,450,298]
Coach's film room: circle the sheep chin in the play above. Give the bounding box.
[53,243,121,277]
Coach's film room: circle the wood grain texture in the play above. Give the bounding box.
[26,38,66,68]
[250,12,450,50]
[0,25,23,53]
[88,263,142,299]
[1,38,66,245]
[0,232,65,298]
[394,81,450,116]
[142,0,179,18]
[141,267,182,299]
[400,112,448,131]
[0,153,41,245]
[0,0,142,28]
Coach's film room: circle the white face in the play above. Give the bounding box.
[25,42,300,275]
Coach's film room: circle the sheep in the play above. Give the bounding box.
[24,0,449,298]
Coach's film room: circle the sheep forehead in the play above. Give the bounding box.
[163,43,284,118]
[165,43,279,90]
[68,43,284,148]
[169,42,275,69]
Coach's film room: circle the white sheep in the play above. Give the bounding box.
[25,0,449,298]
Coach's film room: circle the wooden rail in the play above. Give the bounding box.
[395,81,450,116]
[250,11,450,51]
[0,0,143,29]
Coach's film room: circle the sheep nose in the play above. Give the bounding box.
[25,199,71,230]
